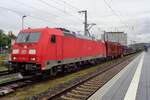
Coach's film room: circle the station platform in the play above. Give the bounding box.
[88,50,150,100]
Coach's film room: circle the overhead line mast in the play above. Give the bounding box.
[78,10,96,36]
[78,10,88,36]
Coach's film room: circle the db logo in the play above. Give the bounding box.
[21,50,26,54]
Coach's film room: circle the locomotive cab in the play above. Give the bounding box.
[10,31,41,73]
[10,28,63,74]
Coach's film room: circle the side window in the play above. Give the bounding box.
[51,35,56,43]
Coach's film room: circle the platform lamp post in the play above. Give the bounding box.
[22,15,27,30]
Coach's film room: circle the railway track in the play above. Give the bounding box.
[40,54,137,100]
[0,73,36,96]
[0,78,31,96]
[0,70,9,76]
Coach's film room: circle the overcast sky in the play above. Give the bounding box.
[0,0,150,44]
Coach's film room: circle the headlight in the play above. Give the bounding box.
[29,49,36,54]
[30,57,36,61]
[12,49,19,54]
[12,57,17,60]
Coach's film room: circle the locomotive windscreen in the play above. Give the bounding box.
[16,32,41,43]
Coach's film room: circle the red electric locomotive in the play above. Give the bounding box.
[10,27,112,75]
[10,27,124,76]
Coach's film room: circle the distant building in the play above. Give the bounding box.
[101,31,127,46]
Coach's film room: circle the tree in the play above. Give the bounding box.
[0,29,12,49]
[0,29,4,35]
[0,29,4,48]
[8,31,16,40]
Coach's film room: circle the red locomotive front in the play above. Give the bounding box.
[10,28,63,73]
[11,29,43,73]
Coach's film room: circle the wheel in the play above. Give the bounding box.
[50,67,58,76]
